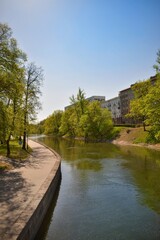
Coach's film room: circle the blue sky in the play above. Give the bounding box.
[1,0,160,121]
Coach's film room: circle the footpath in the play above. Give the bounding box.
[0,140,61,240]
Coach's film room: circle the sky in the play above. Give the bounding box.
[0,0,160,121]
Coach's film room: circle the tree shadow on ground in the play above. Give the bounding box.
[0,170,32,236]
[1,145,54,169]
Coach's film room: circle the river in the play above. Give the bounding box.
[35,136,160,240]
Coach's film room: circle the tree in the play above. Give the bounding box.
[0,23,26,74]
[69,88,88,121]
[0,23,26,156]
[153,49,160,73]
[128,49,160,142]
[128,80,152,131]
[22,62,43,149]
[80,101,113,141]
[59,107,78,137]
[145,76,160,142]
[60,89,113,141]
[144,50,160,142]
[59,88,88,137]
[44,110,63,135]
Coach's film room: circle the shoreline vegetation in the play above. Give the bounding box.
[75,126,160,151]
[1,127,160,171]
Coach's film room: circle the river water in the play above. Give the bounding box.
[35,136,160,240]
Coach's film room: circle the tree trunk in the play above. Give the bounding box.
[6,135,11,157]
[143,121,146,131]
[22,130,26,149]
[22,110,27,149]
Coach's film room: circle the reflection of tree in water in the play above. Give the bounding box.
[37,136,121,172]
[119,145,160,214]
[48,138,121,171]
[76,159,102,171]
[37,135,160,214]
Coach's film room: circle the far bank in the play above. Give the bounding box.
[112,126,160,151]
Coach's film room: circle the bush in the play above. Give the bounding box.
[146,126,160,143]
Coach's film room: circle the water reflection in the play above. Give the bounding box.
[119,145,160,214]
[37,136,160,214]
[38,136,121,171]
[35,136,160,240]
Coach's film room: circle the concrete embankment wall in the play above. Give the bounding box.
[17,143,61,240]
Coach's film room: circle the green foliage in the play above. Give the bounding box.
[146,125,160,143]
[80,101,113,141]
[145,76,160,126]
[153,49,160,73]
[44,110,63,135]
[128,79,151,129]
[0,23,43,155]
[22,62,43,149]
[128,50,160,143]
[59,91,113,141]
[60,107,78,137]
[111,127,122,139]
[69,87,88,120]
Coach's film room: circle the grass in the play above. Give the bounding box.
[114,126,149,144]
[0,162,12,171]
[0,139,32,170]
[110,126,123,139]
[0,140,32,159]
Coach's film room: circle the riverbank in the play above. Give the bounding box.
[112,127,160,151]
[0,140,61,240]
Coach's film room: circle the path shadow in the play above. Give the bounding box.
[2,145,53,169]
[0,170,32,236]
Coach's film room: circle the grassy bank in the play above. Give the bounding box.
[0,140,32,170]
[113,126,160,151]
[114,126,149,144]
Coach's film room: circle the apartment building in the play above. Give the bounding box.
[101,96,121,123]
[87,96,105,102]
[65,75,157,124]
[119,87,134,123]
[65,95,105,110]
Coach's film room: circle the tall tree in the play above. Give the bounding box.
[0,23,26,156]
[69,88,88,121]
[22,62,43,149]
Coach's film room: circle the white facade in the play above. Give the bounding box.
[101,96,121,121]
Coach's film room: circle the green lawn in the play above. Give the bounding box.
[0,140,32,170]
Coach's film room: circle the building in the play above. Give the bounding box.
[119,87,134,124]
[65,75,157,124]
[101,96,121,123]
[65,96,105,110]
[86,96,105,102]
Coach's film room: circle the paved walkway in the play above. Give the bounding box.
[0,140,61,240]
